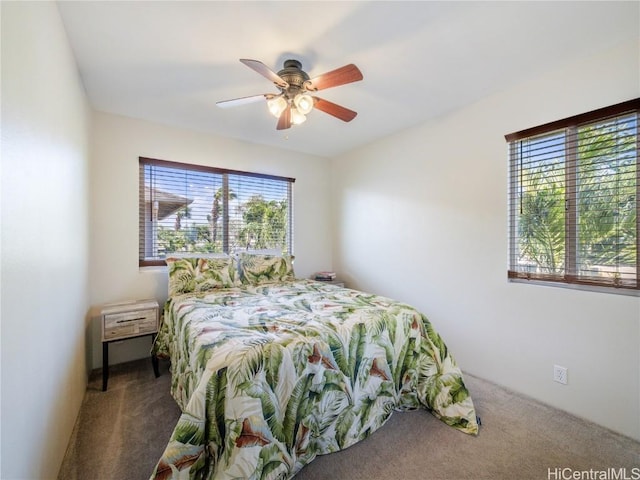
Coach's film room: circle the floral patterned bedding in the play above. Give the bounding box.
[150,279,478,480]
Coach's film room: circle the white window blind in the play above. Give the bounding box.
[139,157,294,266]
[507,99,640,291]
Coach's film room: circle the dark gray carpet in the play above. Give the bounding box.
[57,359,180,480]
[58,358,639,480]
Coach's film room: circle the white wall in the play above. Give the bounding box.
[89,112,333,368]
[1,3,91,479]
[331,39,640,441]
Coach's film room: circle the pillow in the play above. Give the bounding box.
[166,256,241,296]
[238,253,295,285]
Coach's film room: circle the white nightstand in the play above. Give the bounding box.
[100,299,159,391]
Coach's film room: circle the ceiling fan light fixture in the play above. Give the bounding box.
[267,95,287,118]
[290,107,306,125]
[219,58,363,130]
[294,93,314,115]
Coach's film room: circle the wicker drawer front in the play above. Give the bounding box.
[103,308,157,341]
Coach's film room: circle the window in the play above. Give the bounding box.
[139,157,294,267]
[507,99,640,292]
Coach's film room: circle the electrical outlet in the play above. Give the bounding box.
[553,365,568,385]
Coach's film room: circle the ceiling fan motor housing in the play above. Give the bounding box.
[278,59,309,98]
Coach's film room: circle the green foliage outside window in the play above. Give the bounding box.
[139,158,294,265]
[509,102,638,289]
[156,193,289,256]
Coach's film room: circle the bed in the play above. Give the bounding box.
[150,254,478,480]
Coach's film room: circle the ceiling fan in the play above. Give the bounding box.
[216,58,363,130]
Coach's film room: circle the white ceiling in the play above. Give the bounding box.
[57,1,638,158]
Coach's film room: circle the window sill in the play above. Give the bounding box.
[508,277,640,297]
[139,265,167,273]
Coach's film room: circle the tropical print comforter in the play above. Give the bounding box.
[150,279,478,480]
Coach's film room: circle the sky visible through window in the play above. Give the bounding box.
[148,166,288,231]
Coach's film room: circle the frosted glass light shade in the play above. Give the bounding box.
[267,96,287,117]
[290,107,306,125]
[294,93,314,115]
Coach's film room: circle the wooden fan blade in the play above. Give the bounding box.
[240,59,289,89]
[313,97,357,122]
[276,104,291,130]
[216,94,273,108]
[305,64,363,92]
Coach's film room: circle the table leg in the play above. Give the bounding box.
[102,342,109,391]
[151,354,159,377]
[151,334,160,377]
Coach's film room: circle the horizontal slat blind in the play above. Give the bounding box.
[227,173,291,252]
[508,130,567,280]
[139,157,294,266]
[573,115,637,286]
[507,99,640,291]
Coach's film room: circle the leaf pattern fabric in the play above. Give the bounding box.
[166,257,241,297]
[151,280,478,480]
[238,254,295,285]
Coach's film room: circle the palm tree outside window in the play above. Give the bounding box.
[139,157,294,267]
[506,98,639,293]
